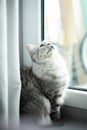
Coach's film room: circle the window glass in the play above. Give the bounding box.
[44,0,87,91]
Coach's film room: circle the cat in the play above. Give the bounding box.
[20,41,69,125]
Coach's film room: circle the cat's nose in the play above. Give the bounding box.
[47,43,54,48]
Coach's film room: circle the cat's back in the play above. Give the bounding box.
[20,67,51,121]
[20,66,40,96]
[20,67,39,113]
[20,66,33,80]
[20,66,33,86]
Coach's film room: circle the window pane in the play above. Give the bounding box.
[44,0,87,91]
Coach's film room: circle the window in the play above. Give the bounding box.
[43,0,87,108]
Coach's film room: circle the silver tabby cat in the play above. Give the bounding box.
[20,41,69,125]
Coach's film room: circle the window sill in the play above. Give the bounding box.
[65,89,87,109]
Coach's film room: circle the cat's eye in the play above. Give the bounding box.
[47,43,50,45]
[40,44,45,47]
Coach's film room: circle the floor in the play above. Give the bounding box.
[20,105,87,130]
[20,119,87,130]
[44,119,87,130]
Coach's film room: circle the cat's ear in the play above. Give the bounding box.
[27,44,35,56]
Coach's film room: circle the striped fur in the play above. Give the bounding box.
[20,42,69,125]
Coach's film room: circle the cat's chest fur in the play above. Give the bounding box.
[32,55,69,84]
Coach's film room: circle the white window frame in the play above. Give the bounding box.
[65,89,87,109]
[22,0,41,66]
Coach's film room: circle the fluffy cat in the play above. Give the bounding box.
[20,41,69,125]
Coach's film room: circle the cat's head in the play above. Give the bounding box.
[27,41,59,64]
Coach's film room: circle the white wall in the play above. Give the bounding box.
[22,0,41,66]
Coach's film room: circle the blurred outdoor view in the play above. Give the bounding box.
[44,0,87,91]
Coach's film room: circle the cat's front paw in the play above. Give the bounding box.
[50,112,61,122]
[39,115,52,126]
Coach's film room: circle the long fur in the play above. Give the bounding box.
[20,41,69,125]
